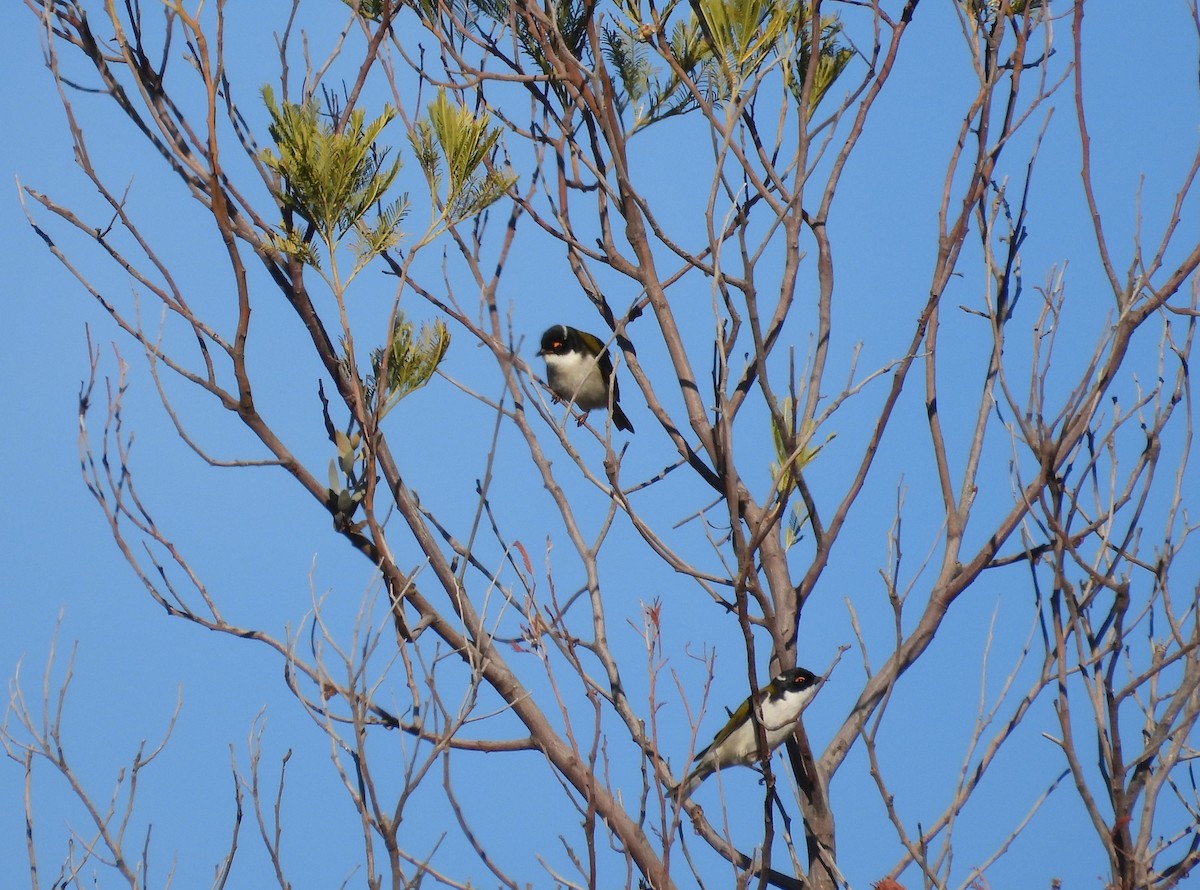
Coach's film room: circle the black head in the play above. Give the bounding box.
[771,667,821,697]
[538,325,577,357]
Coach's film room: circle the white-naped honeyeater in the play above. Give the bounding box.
[678,667,822,799]
[537,324,634,433]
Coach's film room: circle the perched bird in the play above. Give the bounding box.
[678,667,822,799]
[537,324,634,432]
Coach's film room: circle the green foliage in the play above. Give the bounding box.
[770,398,826,492]
[602,24,655,113]
[260,86,408,266]
[786,9,854,115]
[343,0,387,20]
[962,0,1045,25]
[265,227,322,268]
[769,398,834,551]
[410,91,516,227]
[604,17,717,132]
[604,0,851,132]
[328,428,366,528]
[696,0,793,86]
[469,0,591,81]
[327,315,449,523]
[368,313,452,418]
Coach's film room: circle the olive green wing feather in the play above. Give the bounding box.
[574,329,608,357]
[577,328,635,431]
[578,329,619,393]
[695,693,753,759]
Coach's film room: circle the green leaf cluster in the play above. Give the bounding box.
[326,314,449,527]
[603,16,715,132]
[786,9,854,116]
[410,91,516,227]
[329,428,366,527]
[367,313,451,418]
[343,0,387,20]
[961,0,1045,26]
[603,0,853,131]
[698,0,792,85]
[769,398,834,551]
[469,0,591,84]
[261,86,408,266]
[770,398,827,492]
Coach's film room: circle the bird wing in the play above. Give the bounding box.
[680,692,752,798]
[700,692,754,757]
[575,328,608,358]
[576,329,634,430]
[579,329,620,398]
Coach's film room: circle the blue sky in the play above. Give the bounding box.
[3,2,1198,887]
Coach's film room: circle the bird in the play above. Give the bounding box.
[677,667,822,800]
[537,324,634,432]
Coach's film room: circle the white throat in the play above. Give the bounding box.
[544,350,607,411]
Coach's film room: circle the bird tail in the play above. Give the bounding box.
[676,763,711,800]
[613,404,635,433]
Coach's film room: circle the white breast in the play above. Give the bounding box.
[544,351,608,411]
[715,687,813,769]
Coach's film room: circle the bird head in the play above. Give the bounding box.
[765,667,822,702]
[537,325,573,357]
